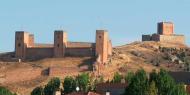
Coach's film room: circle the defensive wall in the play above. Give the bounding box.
[15,30,112,64]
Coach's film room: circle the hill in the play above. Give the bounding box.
[0,41,189,95]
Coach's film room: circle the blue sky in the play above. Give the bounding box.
[0,0,190,52]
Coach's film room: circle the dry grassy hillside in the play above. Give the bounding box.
[0,41,189,95]
[98,41,188,80]
[0,57,94,95]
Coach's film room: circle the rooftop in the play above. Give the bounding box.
[169,72,190,85]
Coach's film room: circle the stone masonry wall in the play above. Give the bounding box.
[15,30,112,62]
[159,35,185,44]
[26,48,54,59]
[65,47,95,57]
[158,22,174,35]
[142,35,152,41]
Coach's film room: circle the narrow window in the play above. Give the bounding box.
[18,43,21,47]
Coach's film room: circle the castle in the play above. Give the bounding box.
[142,22,185,44]
[14,22,185,63]
[15,30,112,63]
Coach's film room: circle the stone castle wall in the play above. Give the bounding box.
[15,30,112,63]
[26,47,54,59]
[142,34,185,44]
[65,48,95,57]
[159,35,185,44]
[67,42,95,48]
[142,35,152,41]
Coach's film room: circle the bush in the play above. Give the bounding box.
[44,77,60,95]
[112,72,122,83]
[63,76,76,94]
[31,86,44,95]
[125,72,134,85]
[0,86,16,95]
[76,73,90,92]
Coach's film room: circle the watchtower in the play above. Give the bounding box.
[157,22,174,35]
[54,30,67,57]
[15,31,30,59]
[96,30,108,64]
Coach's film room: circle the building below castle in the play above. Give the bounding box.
[15,30,112,64]
[142,22,185,44]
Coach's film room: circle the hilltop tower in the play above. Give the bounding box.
[157,22,174,35]
[15,31,30,59]
[54,30,67,57]
[96,30,108,64]
[142,22,185,44]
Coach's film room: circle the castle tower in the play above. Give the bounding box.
[54,30,67,57]
[157,22,174,35]
[96,30,108,64]
[108,40,112,56]
[28,34,34,47]
[15,31,30,59]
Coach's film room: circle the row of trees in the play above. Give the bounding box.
[1,69,188,95]
[31,77,60,95]
[31,73,95,95]
[31,69,188,95]
[124,69,188,95]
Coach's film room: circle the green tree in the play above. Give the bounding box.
[0,86,16,95]
[112,72,122,83]
[124,69,188,95]
[125,71,134,85]
[31,86,44,95]
[148,81,158,95]
[63,76,76,94]
[156,69,175,95]
[149,69,157,83]
[125,69,149,95]
[44,77,60,95]
[169,83,188,95]
[76,73,90,92]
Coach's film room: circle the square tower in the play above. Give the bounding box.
[157,22,174,35]
[28,34,34,47]
[54,30,67,57]
[15,31,30,59]
[96,30,108,64]
[108,40,112,56]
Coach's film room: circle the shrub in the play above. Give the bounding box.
[44,77,60,95]
[31,86,44,95]
[0,86,16,95]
